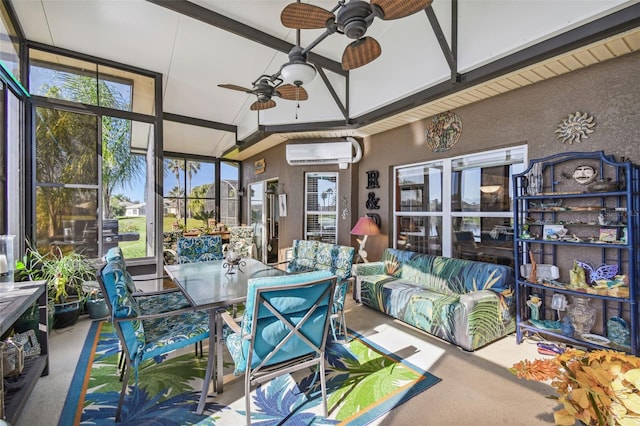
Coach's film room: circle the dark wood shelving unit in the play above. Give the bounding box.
[0,281,49,424]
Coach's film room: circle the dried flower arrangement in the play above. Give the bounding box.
[510,348,640,425]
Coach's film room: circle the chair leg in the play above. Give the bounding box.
[245,371,252,426]
[319,356,328,417]
[117,361,131,422]
[118,350,126,381]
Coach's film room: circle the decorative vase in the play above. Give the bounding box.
[567,297,596,335]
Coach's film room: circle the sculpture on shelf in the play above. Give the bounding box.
[528,251,538,283]
[527,295,542,321]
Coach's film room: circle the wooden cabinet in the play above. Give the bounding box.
[513,151,639,355]
[0,281,49,423]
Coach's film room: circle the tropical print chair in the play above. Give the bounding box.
[222,226,256,259]
[221,270,337,425]
[176,235,223,263]
[103,247,200,381]
[98,261,209,422]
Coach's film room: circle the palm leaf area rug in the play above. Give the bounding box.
[59,320,440,425]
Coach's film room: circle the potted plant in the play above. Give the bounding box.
[82,281,109,319]
[510,348,640,425]
[16,242,97,329]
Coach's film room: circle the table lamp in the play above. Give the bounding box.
[350,216,380,263]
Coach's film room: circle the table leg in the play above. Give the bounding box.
[197,310,216,414]
[215,308,224,393]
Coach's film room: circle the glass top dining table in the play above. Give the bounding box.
[165,257,285,309]
[164,258,286,413]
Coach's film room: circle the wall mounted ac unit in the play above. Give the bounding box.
[285,137,362,169]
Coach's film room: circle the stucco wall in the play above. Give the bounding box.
[244,50,639,262]
[242,142,359,253]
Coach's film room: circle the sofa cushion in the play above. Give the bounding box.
[383,248,514,296]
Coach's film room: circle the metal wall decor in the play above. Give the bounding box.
[425,111,462,152]
[555,112,596,144]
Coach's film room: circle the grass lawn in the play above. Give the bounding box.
[115,216,204,259]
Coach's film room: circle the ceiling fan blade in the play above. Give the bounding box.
[251,99,276,111]
[277,84,309,101]
[281,3,334,29]
[218,84,253,93]
[371,0,432,20]
[342,37,381,71]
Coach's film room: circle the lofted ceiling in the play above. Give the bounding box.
[10,0,640,160]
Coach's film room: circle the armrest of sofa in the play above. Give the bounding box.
[351,262,386,302]
[459,290,500,311]
[352,262,385,277]
[459,288,514,326]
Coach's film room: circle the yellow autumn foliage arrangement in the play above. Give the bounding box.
[510,348,640,425]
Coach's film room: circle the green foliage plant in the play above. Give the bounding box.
[16,241,97,304]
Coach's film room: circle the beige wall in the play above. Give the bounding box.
[242,142,359,251]
[244,50,640,261]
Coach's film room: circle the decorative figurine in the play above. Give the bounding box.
[527,295,542,321]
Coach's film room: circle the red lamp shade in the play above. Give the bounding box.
[350,216,380,236]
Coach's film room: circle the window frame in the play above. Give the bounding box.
[304,172,339,243]
[393,145,527,261]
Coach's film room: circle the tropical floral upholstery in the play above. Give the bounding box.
[162,231,183,265]
[283,240,355,340]
[353,248,516,351]
[103,247,191,313]
[223,226,256,258]
[177,235,223,263]
[222,270,336,425]
[98,260,209,421]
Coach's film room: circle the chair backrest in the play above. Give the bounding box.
[288,239,318,272]
[177,235,223,263]
[288,240,355,283]
[98,262,145,359]
[234,270,336,374]
[227,226,255,258]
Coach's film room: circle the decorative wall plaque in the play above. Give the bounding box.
[555,112,596,144]
[425,111,462,152]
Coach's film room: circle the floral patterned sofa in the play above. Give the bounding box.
[353,248,515,351]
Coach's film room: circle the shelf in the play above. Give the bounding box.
[518,322,630,352]
[0,281,49,423]
[515,238,628,248]
[4,355,48,425]
[517,279,631,302]
[513,151,638,355]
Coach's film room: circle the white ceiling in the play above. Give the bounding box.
[10,0,640,159]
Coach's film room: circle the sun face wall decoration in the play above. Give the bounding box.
[555,111,596,144]
[425,111,462,152]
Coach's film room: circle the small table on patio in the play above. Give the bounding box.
[164,258,285,414]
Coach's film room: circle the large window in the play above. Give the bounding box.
[163,156,240,231]
[29,48,157,261]
[394,146,526,266]
[305,172,338,243]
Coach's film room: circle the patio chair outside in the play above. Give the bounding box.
[221,270,337,425]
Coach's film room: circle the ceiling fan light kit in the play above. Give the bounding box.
[280,46,316,86]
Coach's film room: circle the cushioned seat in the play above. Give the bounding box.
[98,261,209,422]
[221,270,336,425]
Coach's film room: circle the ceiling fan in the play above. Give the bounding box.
[281,0,433,70]
[218,74,309,111]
